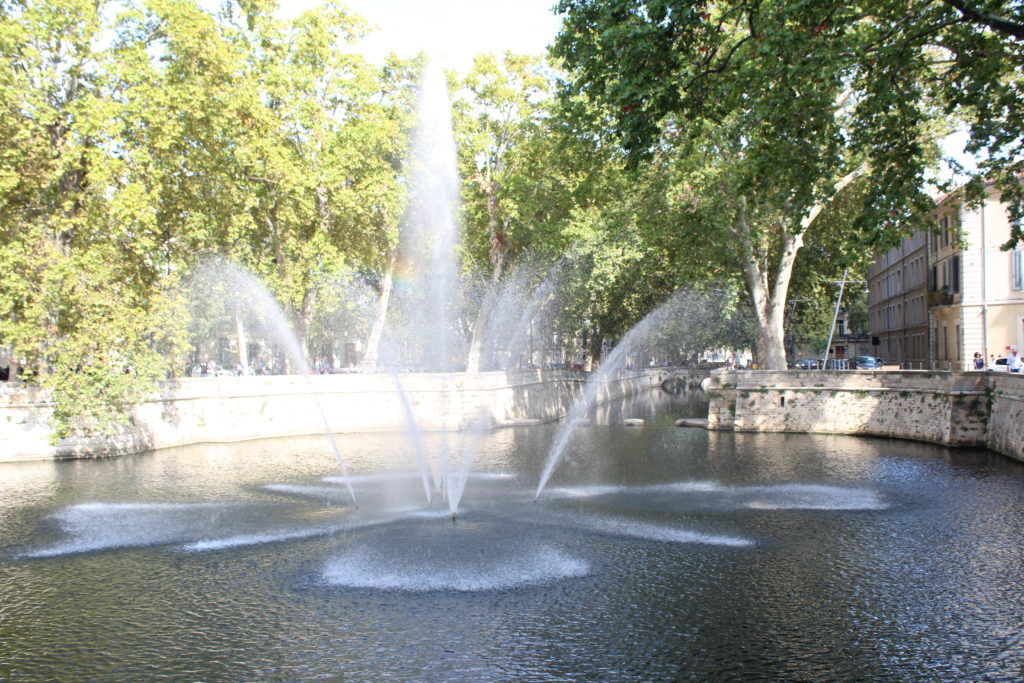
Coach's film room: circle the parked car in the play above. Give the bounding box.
[850,356,883,370]
[988,357,1009,372]
[791,359,819,370]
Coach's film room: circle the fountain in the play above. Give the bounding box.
[376,59,472,516]
[535,287,726,499]
[384,59,462,374]
[187,259,358,506]
[3,59,1024,681]
[471,258,568,371]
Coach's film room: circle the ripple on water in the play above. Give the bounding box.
[572,515,753,547]
[323,545,588,591]
[262,483,355,502]
[652,482,888,510]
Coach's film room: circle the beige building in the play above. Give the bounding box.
[826,308,872,360]
[930,184,1024,370]
[867,230,929,367]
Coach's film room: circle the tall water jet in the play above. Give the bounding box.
[389,368,434,505]
[392,59,462,372]
[371,59,472,513]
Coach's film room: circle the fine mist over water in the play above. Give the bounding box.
[187,259,358,505]
[535,286,736,499]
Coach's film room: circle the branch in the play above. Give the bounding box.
[939,0,1024,40]
[801,163,868,231]
[680,4,753,97]
[834,86,855,112]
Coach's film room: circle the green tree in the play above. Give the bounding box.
[117,0,414,367]
[0,0,190,440]
[453,53,553,370]
[222,2,408,359]
[551,0,1013,368]
[0,0,414,439]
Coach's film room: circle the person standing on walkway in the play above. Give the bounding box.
[1008,347,1022,373]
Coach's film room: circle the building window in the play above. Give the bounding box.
[951,255,960,294]
[1014,249,1024,291]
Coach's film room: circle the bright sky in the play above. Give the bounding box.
[939,129,980,179]
[283,0,563,71]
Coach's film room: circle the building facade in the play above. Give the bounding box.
[867,230,930,367]
[929,185,1024,370]
[868,184,1024,370]
[825,307,872,361]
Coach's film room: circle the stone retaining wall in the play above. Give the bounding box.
[0,368,678,462]
[986,373,1024,461]
[704,369,1024,463]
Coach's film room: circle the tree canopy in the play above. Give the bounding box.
[551,0,1024,367]
[4,0,1024,439]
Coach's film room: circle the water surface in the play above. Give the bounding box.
[2,390,1023,681]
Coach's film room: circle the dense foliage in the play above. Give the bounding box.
[0,0,418,439]
[3,0,1022,439]
[552,0,1024,367]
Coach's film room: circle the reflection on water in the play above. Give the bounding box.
[2,389,1024,681]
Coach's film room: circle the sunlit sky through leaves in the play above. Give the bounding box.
[281,0,562,71]
[208,0,975,186]
[323,0,976,184]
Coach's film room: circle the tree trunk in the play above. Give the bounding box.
[235,312,248,373]
[586,327,603,371]
[465,261,502,373]
[262,204,293,375]
[735,197,801,371]
[526,320,534,368]
[465,177,508,373]
[364,246,396,370]
[736,167,866,371]
[298,287,316,371]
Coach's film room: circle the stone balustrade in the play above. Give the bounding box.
[0,368,680,461]
[704,369,1024,463]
